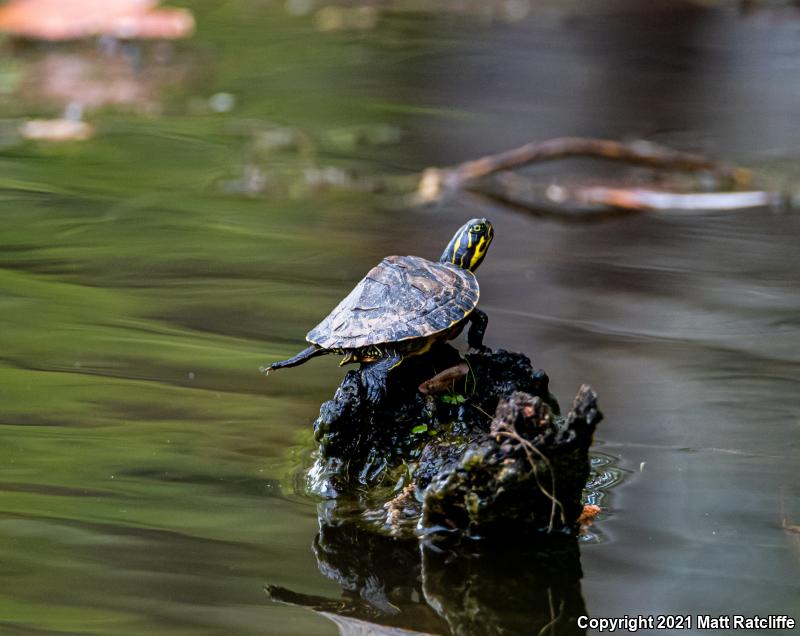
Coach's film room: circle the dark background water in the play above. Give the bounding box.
[0,1,798,634]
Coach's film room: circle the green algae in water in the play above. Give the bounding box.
[0,2,438,634]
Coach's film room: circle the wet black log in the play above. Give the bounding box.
[422,387,601,537]
[310,345,601,537]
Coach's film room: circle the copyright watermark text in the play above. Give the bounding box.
[577,614,796,632]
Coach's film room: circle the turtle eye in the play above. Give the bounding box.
[471,223,484,233]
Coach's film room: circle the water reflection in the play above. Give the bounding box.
[268,501,589,636]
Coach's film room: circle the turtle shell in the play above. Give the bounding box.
[307,255,479,349]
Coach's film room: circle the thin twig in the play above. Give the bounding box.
[495,429,565,532]
[469,402,493,420]
[472,399,565,532]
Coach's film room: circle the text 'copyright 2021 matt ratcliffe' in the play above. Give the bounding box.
[577,614,796,632]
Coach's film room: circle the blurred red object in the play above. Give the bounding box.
[0,0,194,40]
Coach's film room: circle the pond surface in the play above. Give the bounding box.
[0,1,798,634]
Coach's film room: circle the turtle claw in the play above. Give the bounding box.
[366,381,386,404]
[361,354,399,404]
[470,345,492,355]
[363,370,388,403]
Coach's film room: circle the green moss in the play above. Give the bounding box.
[461,449,484,472]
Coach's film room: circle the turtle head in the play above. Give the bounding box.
[439,218,494,272]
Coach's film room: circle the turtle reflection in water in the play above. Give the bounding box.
[262,218,494,402]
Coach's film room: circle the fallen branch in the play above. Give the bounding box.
[416,136,751,203]
[477,172,784,215]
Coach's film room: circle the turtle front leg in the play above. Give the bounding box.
[467,308,490,353]
[361,351,403,404]
[261,345,328,374]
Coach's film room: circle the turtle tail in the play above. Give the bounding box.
[261,346,329,374]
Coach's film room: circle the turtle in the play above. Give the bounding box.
[262,218,494,402]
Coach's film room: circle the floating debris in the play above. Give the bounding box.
[321,123,403,150]
[20,118,94,141]
[285,0,314,17]
[207,92,236,114]
[313,5,379,32]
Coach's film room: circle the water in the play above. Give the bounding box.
[1,1,799,634]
